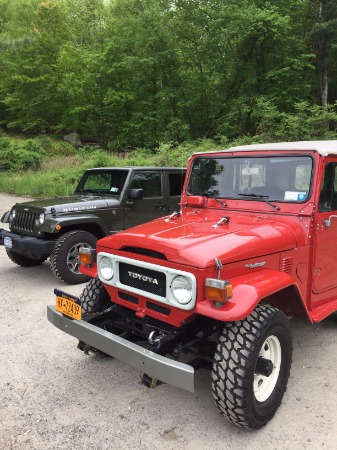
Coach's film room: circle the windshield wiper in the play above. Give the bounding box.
[78,189,104,198]
[201,192,227,207]
[238,193,280,210]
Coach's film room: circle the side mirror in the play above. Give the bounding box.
[129,188,144,200]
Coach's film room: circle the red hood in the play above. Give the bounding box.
[98,211,302,268]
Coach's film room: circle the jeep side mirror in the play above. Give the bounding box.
[129,188,144,200]
[126,188,144,207]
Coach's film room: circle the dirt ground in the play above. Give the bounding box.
[0,192,337,450]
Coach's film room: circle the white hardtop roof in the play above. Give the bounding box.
[196,140,337,157]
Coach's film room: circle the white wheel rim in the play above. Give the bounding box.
[254,335,282,402]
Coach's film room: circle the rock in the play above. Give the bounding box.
[64,132,82,147]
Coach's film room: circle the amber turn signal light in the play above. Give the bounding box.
[205,278,232,303]
[79,247,96,266]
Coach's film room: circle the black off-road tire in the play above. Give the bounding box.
[6,248,48,267]
[50,230,97,284]
[81,277,111,315]
[212,304,292,430]
[78,278,112,356]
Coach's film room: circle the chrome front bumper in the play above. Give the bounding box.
[47,305,195,392]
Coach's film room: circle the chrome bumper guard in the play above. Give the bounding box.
[47,305,194,392]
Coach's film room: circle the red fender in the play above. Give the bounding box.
[195,269,305,322]
[79,262,98,278]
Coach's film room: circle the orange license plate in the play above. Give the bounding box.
[55,290,81,321]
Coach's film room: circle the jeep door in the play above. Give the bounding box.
[124,171,168,228]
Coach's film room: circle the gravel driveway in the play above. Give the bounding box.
[0,192,337,449]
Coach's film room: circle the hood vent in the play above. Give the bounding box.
[281,257,293,274]
[121,246,167,260]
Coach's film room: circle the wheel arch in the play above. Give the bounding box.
[196,269,310,322]
[40,213,110,238]
[44,220,107,241]
[264,285,309,321]
[57,222,106,240]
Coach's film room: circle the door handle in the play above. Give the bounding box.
[324,215,337,228]
[155,203,166,210]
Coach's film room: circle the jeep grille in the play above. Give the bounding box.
[11,210,36,232]
[119,262,166,298]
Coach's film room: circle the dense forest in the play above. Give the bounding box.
[1,0,337,150]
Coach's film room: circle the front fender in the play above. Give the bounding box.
[79,262,98,278]
[1,211,10,223]
[195,269,303,322]
[40,214,109,235]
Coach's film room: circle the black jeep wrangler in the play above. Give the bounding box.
[0,166,185,284]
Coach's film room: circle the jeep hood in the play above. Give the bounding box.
[13,195,120,214]
[98,212,302,268]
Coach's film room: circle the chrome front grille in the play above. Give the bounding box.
[12,210,36,232]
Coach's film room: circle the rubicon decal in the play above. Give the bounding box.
[62,206,97,212]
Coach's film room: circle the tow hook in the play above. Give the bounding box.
[148,330,165,347]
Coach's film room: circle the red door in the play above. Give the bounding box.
[312,160,337,306]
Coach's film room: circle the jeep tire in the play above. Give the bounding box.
[50,230,97,284]
[212,304,292,430]
[6,248,48,267]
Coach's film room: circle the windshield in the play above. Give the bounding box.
[75,169,129,195]
[187,155,313,203]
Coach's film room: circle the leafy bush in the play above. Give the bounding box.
[35,135,77,156]
[0,138,45,171]
[252,100,337,142]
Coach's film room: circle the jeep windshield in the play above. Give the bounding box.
[187,155,313,203]
[75,169,129,196]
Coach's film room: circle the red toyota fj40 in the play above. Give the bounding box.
[48,141,337,430]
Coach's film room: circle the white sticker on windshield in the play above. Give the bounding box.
[242,167,259,175]
[110,187,119,192]
[284,191,307,201]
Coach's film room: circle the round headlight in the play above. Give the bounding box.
[99,256,114,280]
[10,209,16,221]
[39,212,45,224]
[171,275,192,304]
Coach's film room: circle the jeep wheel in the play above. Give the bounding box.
[50,230,97,284]
[78,278,112,356]
[6,248,48,267]
[212,304,292,430]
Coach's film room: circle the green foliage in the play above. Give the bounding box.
[35,135,76,156]
[0,136,45,171]
[252,100,337,141]
[0,0,337,150]
[0,168,80,197]
[0,137,194,197]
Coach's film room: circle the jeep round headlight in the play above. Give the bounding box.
[99,256,114,280]
[10,209,16,221]
[171,275,192,304]
[39,212,45,224]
